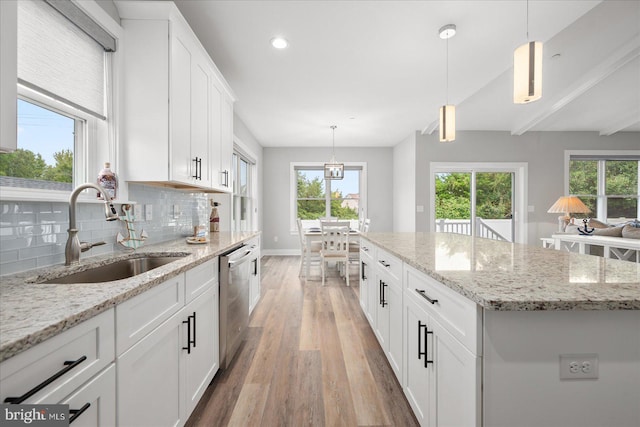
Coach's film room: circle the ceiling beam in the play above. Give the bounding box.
[511,35,640,136]
[422,119,439,136]
[599,111,640,136]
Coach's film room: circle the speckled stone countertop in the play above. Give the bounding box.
[361,232,640,311]
[0,232,259,363]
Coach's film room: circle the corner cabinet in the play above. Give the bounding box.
[118,2,235,192]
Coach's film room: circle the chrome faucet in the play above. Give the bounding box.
[65,183,119,266]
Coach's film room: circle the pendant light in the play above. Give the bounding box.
[439,24,456,142]
[324,125,344,180]
[513,0,542,103]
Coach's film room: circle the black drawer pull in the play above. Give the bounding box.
[416,289,438,305]
[379,260,390,268]
[4,356,87,404]
[424,329,434,367]
[183,316,192,354]
[418,320,427,361]
[191,312,197,349]
[69,403,91,424]
[380,280,387,307]
[361,261,367,281]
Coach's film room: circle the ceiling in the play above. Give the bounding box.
[161,0,640,147]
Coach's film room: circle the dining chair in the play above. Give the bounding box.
[360,218,371,232]
[297,218,321,277]
[319,220,350,286]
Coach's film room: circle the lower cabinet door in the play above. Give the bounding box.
[60,364,116,427]
[117,313,184,427]
[375,277,390,350]
[366,269,378,326]
[404,297,431,426]
[359,259,369,314]
[387,281,403,380]
[431,317,480,427]
[184,287,218,416]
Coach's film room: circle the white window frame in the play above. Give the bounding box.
[428,162,528,244]
[290,161,367,233]
[232,137,258,232]
[564,150,640,222]
[0,0,122,203]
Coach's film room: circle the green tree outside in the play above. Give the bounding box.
[0,148,73,183]
[41,149,73,183]
[435,172,513,220]
[297,171,358,220]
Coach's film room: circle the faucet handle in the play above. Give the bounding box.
[80,241,106,252]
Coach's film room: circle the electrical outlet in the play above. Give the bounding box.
[560,354,598,380]
[145,204,153,221]
[133,204,142,219]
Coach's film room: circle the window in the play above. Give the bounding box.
[1,0,117,198]
[292,162,366,230]
[231,152,256,232]
[568,152,640,223]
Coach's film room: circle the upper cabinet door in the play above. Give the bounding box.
[220,97,233,190]
[169,25,192,184]
[191,58,211,187]
[0,0,17,153]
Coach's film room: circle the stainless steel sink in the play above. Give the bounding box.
[41,256,185,284]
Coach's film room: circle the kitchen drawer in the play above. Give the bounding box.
[59,363,116,427]
[116,274,185,355]
[359,239,376,261]
[404,264,481,355]
[376,247,402,282]
[0,309,115,405]
[185,258,217,304]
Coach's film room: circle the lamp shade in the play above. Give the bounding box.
[547,196,591,215]
[513,41,543,103]
[439,104,456,142]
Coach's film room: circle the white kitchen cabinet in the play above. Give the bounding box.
[60,363,116,427]
[117,306,185,427]
[403,264,481,427]
[0,309,115,406]
[0,0,17,153]
[118,2,235,191]
[117,258,219,427]
[219,96,234,190]
[375,266,403,380]
[184,286,218,416]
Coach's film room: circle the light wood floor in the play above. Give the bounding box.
[186,256,419,427]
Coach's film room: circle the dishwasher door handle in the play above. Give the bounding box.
[228,250,254,268]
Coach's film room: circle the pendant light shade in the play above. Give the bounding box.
[513,41,543,103]
[324,125,344,180]
[438,24,456,143]
[439,104,456,142]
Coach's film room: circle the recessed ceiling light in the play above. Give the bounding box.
[270,37,289,49]
[348,116,356,120]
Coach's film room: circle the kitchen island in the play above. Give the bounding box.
[359,232,639,427]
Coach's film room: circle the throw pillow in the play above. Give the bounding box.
[622,224,640,239]
[587,218,610,229]
[593,226,623,237]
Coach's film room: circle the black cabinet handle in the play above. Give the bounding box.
[379,260,390,268]
[361,261,366,281]
[418,320,426,362]
[4,356,87,404]
[69,403,91,424]
[183,316,192,354]
[221,170,229,187]
[192,157,200,180]
[380,280,387,307]
[252,258,258,276]
[425,328,434,367]
[416,289,438,305]
[191,312,197,349]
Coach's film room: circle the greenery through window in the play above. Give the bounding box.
[435,172,512,220]
[0,99,76,189]
[569,157,639,221]
[296,167,361,220]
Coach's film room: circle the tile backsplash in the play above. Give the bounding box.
[0,184,209,276]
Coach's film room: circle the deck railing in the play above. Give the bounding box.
[435,218,508,242]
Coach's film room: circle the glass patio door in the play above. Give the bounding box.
[434,170,515,242]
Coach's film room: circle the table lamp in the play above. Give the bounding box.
[547,196,591,232]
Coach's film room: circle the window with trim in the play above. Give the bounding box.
[231,152,256,232]
[292,163,366,229]
[568,152,639,223]
[0,0,116,194]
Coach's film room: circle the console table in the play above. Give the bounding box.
[551,233,640,262]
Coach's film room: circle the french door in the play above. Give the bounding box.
[430,163,528,244]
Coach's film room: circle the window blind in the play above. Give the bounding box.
[17,0,108,119]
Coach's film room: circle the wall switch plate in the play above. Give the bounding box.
[416,205,425,213]
[560,354,598,380]
[133,204,142,219]
[144,204,153,221]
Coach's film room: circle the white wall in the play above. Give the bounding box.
[393,133,416,232]
[414,130,640,244]
[262,146,393,253]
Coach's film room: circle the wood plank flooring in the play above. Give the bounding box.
[186,256,418,427]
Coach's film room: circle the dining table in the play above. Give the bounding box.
[303,226,360,278]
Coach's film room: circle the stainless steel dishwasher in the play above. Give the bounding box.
[219,244,255,369]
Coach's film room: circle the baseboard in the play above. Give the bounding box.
[262,249,301,256]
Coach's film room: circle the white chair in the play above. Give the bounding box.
[319,221,350,286]
[297,218,321,277]
[360,218,371,232]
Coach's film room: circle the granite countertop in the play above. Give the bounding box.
[361,232,640,311]
[0,232,259,363]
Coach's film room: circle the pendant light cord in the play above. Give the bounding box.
[446,36,449,105]
[331,125,337,158]
[526,0,529,40]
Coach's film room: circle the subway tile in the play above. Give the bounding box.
[1,258,37,276]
